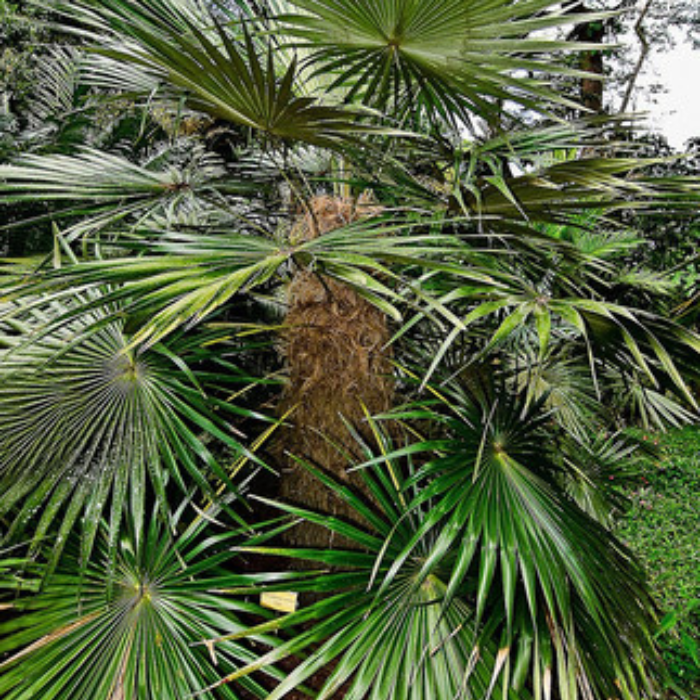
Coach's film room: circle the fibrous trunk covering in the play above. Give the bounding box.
[277,196,392,548]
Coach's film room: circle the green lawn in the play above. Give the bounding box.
[619,426,700,697]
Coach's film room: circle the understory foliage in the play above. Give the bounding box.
[0,1,699,699]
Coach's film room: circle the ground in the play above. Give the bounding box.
[619,426,700,697]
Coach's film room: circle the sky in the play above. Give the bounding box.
[634,37,700,149]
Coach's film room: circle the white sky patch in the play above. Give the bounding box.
[633,39,700,149]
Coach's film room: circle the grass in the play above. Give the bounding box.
[618,426,700,698]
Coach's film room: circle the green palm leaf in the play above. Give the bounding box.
[50,0,390,148]
[205,467,527,699]
[558,430,647,526]
[0,215,506,347]
[461,155,700,224]
[0,509,282,700]
[413,227,700,407]
[0,146,234,242]
[0,148,218,203]
[206,409,661,699]
[0,292,267,573]
[382,391,660,698]
[280,0,617,123]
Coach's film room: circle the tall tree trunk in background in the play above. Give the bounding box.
[580,20,605,113]
[568,4,607,114]
[276,196,393,548]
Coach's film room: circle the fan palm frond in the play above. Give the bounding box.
[506,346,600,438]
[3,3,698,697]
[50,0,392,148]
[26,47,84,129]
[558,430,647,526]
[204,463,527,699]
[0,213,507,347]
[604,364,699,430]
[206,406,661,700]
[460,155,700,225]
[0,146,234,241]
[279,0,617,125]
[388,388,659,698]
[0,292,266,573]
[0,508,282,700]
[416,233,700,409]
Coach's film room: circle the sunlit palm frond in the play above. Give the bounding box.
[0,147,206,201]
[0,293,266,573]
[25,47,84,129]
[0,146,231,241]
[416,233,700,409]
[615,267,678,297]
[1,215,505,347]
[385,390,660,699]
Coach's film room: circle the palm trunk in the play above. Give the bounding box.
[276,196,392,548]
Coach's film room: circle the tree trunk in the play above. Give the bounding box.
[276,196,393,549]
[580,34,605,113]
[568,4,606,114]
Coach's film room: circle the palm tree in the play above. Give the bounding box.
[1,1,699,698]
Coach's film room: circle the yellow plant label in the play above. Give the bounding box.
[260,591,299,613]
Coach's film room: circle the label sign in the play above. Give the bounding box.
[261,591,299,613]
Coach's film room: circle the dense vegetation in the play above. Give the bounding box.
[0,1,698,699]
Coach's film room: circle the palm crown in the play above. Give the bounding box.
[0,1,699,699]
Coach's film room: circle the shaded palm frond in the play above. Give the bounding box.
[557,430,649,526]
[506,345,600,439]
[461,155,700,225]
[50,0,393,148]
[203,462,528,699]
[603,363,699,431]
